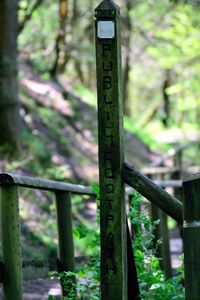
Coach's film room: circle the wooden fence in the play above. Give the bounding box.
[0,170,187,300]
[0,165,198,299]
[0,173,95,300]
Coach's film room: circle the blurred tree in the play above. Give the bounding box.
[18,0,44,34]
[162,69,171,127]
[123,0,133,116]
[0,0,21,156]
[51,0,69,75]
[16,0,200,131]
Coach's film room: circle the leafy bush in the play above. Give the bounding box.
[49,192,185,299]
[129,192,185,300]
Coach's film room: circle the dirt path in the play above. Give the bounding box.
[0,278,61,300]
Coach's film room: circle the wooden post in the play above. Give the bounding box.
[157,210,171,278]
[1,185,23,300]
[183,174,200,300]
[95,1,127,299]
[150,172,172,279]
[55,191,75,298]
[172,148,183,201]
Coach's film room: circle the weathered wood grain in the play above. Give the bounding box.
[122,162,183,224]
[183,174,200,300]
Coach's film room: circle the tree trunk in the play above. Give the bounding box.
[123,0,133,116]
[0,0,21,156]
[51,0,69,75]
[162,69,171,127]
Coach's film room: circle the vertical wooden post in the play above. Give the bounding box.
[173,149,183,201]
[158,210,171,278]
[183,174,200,300]
[150,172,171,278]
[55,191,75,298]
[1,185,23,300]
[95,1,127,299]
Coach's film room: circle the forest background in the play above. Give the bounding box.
[0,0,200,260]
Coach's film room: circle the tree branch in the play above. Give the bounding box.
[18,0,44,34]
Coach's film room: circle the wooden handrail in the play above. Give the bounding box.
[0,172,95,195]
[122,162,183,224]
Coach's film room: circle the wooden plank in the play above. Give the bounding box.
[183,174,200,300]
[158,211,171,278]
[95,1,128,299]
[1,185,23,300]
[55,191,75,272]
[0,262,3,283]
[55,191,76,297]
[126,222,141,299]
[0,172,95,195]
[122,162,183,224]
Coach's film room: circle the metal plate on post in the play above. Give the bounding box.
[97,21,115,39]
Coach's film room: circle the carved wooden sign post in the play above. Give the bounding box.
[95,0,127,298]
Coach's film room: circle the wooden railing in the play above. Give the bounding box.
[0,172,95,300]
[124,161,200,300]
[0,161,199,299]
[0,169,186,299]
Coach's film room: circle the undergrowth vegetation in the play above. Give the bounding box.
[48,192,185,300]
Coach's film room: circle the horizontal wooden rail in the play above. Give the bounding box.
[148,143,189,168]
[0,172,95,195]
[122,162,183,224]
[142,166,179,175]
[154,179,182,188]
[0,257,92,282]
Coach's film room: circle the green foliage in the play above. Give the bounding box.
[48,191,184,299]
[129,192,185,300]
[18,0,58,72]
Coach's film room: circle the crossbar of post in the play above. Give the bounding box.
[182,174,200,300]
[1,185,23,300]
[95,1,128,298]
[0,172,95,195]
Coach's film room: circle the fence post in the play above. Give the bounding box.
[1,184,23,300]
[150,171,171,278]
[95,1,127,299]
[182,174,200,300]
[55,191,75,297]
[172,149,183,201]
